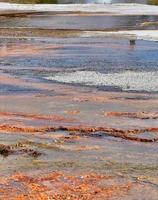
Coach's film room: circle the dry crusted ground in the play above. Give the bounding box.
[0,172,134,200]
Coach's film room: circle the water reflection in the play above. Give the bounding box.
[1,15,158,30]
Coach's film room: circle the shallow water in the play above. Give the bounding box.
[1,15,158,30]
[1,38,158,82]
[0,40,158,199]
[0,2,158,199]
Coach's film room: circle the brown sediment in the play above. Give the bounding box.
[105,111,158,119]
[0,10,115,17]
[73,93,158,105]
[64,110,80,115]
[70,145,100,151]
[0,111,76,122]
[0,144,42,157]
[59,135,80,143]
[140,21,158,27]
[0,28,82,38]
[0,171,132,200]
[73,96,110,103]
[0,144,14,157]
[16,139,98,152]
[0,11,49,17]
[0,124,158,143]
[0,27,137,39]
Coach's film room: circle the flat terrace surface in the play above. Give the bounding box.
[0,2,158,200]
[0,36,158,200]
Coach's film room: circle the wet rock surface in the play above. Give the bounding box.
[0,3,158,200]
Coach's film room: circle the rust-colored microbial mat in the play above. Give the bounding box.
[0,11,158,199]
